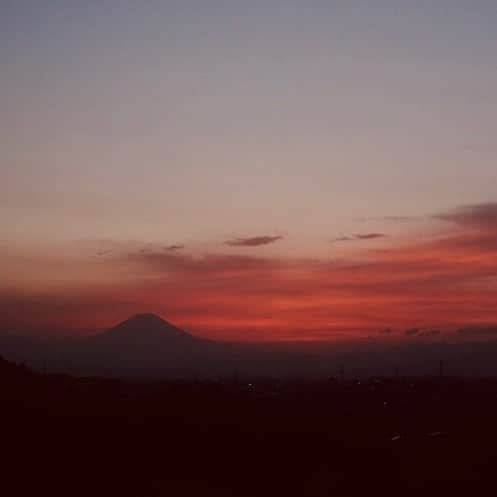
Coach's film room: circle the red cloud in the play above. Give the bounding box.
[2,203,497,341]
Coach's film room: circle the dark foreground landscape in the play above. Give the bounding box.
[3,354,497,497]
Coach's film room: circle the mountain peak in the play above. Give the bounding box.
[132,312,159,319]
[126,313,169,325]
[96,313,196,345]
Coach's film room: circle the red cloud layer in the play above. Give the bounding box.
[2,204,497,341]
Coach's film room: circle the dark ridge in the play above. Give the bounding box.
[94,313,199,345]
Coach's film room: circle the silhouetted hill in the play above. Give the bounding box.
[5,320,497,379]
[0,354,38,399]
[94,313,200,346]
[0,354,31,379]
[85,313,221,377]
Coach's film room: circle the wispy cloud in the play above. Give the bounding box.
[164,244,184,252]
[377,328,393,334]
[436,202,497,229]
[355,233,388,240]
[95,250,113,257]
[359,216,416,223]
[225,235,284,247]
[332,236,355,242]
[419,330,441,337]
[332,233,388,243]
[457,326,497,337]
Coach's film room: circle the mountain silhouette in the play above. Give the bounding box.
[95,313,199,346]
[87,313,220,377]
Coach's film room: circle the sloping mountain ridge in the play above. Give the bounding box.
[94,313,201,346]
[86,313,223,377]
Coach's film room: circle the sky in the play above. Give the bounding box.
[2,1,497,341]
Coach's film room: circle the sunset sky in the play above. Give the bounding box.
[2,1,497,341]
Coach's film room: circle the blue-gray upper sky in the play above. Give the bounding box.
[2,1,497,255]
[3,2,497,339]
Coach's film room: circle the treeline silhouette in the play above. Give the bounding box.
[3,354,497,496]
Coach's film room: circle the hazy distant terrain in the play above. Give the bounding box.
[3,313,497,379]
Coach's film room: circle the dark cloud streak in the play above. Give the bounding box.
[225,235,284,247]
[332,233,388,243]
[437,203,497,229]
[165,244,184,252]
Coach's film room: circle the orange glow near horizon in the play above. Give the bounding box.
[2,204,497,342]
